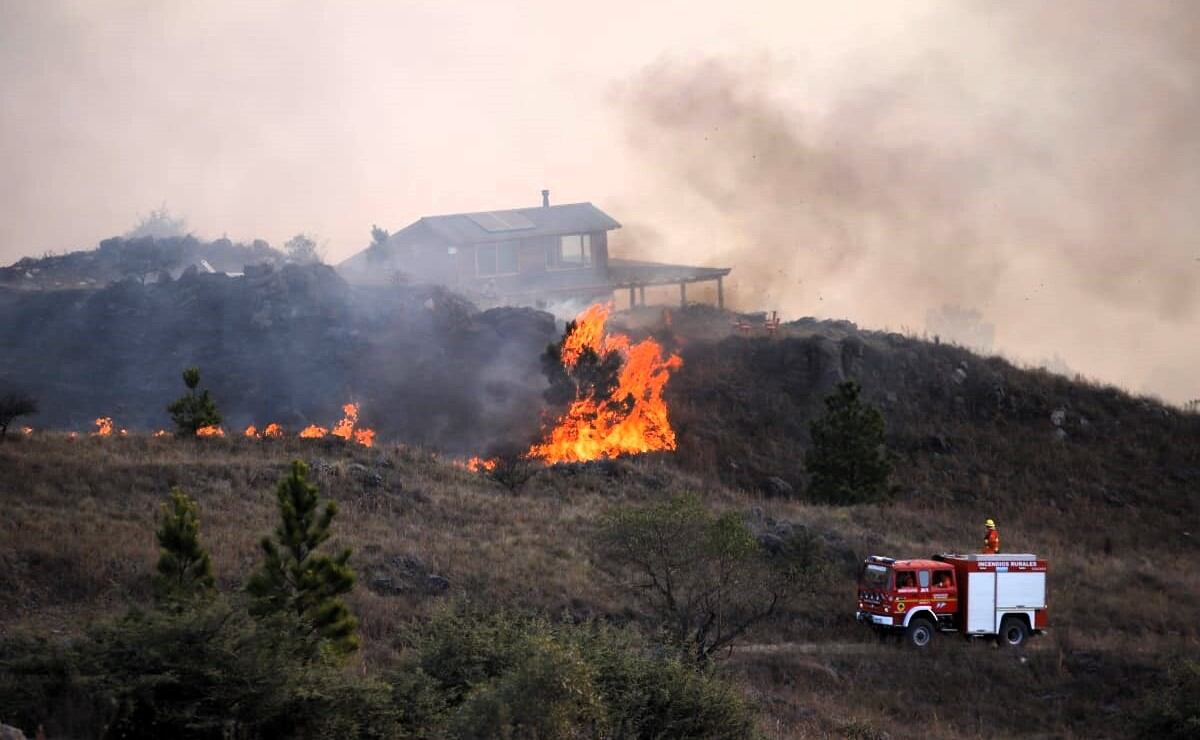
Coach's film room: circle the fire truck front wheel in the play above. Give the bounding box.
[904,618,935,648]
[998,616,1030,648]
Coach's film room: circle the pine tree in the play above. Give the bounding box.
[805,380,893,504]
[166,367,221,435]
[153,488,216,605]
[246,460,359,657]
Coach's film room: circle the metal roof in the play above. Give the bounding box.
[607,258,732,287]
[408,202,621,245]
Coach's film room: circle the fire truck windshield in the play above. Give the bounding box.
[861,564,890,589]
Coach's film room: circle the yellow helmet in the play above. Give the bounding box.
[985,519,996,528]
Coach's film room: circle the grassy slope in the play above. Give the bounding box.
[1,315,1198,738]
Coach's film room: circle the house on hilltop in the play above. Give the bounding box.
[338,191,730,309]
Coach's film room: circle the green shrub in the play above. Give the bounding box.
[805,380,893,504]
[153,488,216,606]
[246,460,360,658]
[0,604,397,739]
[593,493,822,662]
[1138,658,1200,739]
[166,367,222,436]
[395,605,759,738]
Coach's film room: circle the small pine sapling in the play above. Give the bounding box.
[246,460,359,657]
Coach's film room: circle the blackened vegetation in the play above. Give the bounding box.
[0,392,37,438]
[0,259,556,452]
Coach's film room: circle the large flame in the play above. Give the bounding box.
[527,303,682,464]
[299,424,328,439]
[196,425,226,437]
[263,423,284,438]
[92,417,113,436]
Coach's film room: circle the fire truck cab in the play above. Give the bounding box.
[856,553,1048,648]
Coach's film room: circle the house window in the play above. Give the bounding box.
[476,241,519,276]
[549,233,592,269]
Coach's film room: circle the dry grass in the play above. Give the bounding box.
[1,411,1197,738]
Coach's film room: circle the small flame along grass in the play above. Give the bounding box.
[527,303,682,464]
[92,417,114,437]
[196,425,225,437]
[295,403,375,447]
[463,456,498,473]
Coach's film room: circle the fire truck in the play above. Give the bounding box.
[856,553,1048,647]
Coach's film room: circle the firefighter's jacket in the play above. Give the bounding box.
[983,528,1000,554]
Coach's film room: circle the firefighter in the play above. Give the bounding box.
[983,518,1000,554]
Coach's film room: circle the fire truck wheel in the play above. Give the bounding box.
[998,616,1030,648]
[904,618,935,648]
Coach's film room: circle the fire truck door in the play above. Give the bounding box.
[966,572,996,633]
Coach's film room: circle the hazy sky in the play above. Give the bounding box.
[2,1,1197,404]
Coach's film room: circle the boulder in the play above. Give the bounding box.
[763,476,795,497]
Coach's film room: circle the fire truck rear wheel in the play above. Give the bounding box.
[905,618,935,648]
[998,616,1030,648]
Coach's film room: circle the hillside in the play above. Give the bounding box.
[1,303,1198,737]
[0,262,555,452]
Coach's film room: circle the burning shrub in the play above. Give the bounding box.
[0,391,37,439]
[246,460,359,658]
[593,494,823,663]
[166,367,222,436]
[804,380,894,504]
[529,303,683,464]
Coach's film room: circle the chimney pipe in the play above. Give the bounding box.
[541,189,550,208]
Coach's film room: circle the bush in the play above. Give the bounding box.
[593,493,822,662]
[166,367,221,436]
[246,460,360,658]
[153,488,216,606]
[0,391,37,438]
[0,604,397,739]
[805,380,893,504]
[1138,658,1200,739]
[394,605,759,738]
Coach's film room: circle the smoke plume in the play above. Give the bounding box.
[617,1,1200,403]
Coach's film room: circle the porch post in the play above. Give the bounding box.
[680,282,687,307]
[717,277,724,309]
[629,285,636,307]
[638,285,646,306]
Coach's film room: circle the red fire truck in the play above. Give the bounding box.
[856,553,1048,647]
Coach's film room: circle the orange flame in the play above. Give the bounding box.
[92,417,113,436]
[263,423,283,438]
[21,426,33,436]
[196,425,225,437]
[153,429,169,437]
[331,403,359,441]
[244,424,259,438]
[527,303,682,464]
[297,403,375,447]
[464,456,498,472]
